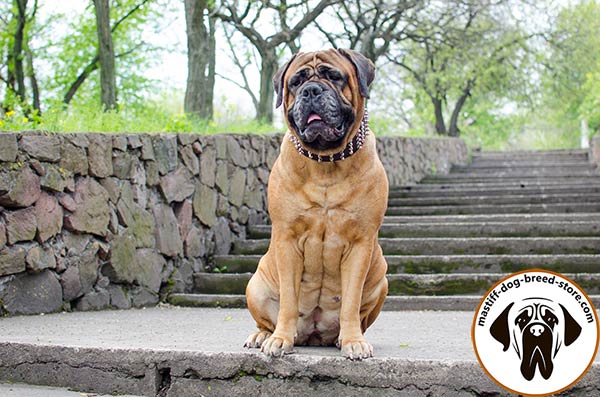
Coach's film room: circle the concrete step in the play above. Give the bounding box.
[212,254,600,275]
[388,193,600,206]
[472,148,588,158]
[443,167,599,177]
[389,185,600,198]
[461,160,593,169]
[169,293,600,311]
[10,307,592,395]
[384,213,600,223]
[385,202,600,216]
[193,272,600,296]
[248,221,600,239]
[423,175,600,185]
[393,180,600,191]
[233,237,600,256]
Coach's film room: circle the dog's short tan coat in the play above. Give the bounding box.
[244,49,388,360]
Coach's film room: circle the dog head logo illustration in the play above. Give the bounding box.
[490,297,582,381]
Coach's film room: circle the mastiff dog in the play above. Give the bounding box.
[244,49,389,360]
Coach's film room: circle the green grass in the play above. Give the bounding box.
[0,102,281,135]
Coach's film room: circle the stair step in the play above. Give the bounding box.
[10,306,599,395]
[386,202,600,215]
[213,254,600,274]
[248,221,600,239]
[473,149,588,157]
[192,272,600,296]
[393,180,600,191]
[384,213,600,223]
[388,193,600,206]
[440,168,599,178]
[233,237,600,255]
[423,176,600,185]
[459,161,593,169]
[389,185,600,198]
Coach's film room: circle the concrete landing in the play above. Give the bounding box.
[0,306,599,396]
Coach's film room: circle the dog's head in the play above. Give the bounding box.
[273,49,375,155]
[490,298,582,380]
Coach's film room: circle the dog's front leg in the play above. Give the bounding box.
[338,238,374,360]
[261,237,303,357]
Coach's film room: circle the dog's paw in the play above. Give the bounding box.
[260,335,294,357]
[244,330,272,349]
[340,338,373,361]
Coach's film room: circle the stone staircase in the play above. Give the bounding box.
[170,149,600,310]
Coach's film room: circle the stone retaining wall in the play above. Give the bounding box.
[0,131,467,316]
[591,134,600,168]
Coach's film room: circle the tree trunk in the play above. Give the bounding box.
[184,0,214,119]
[431,97,447,135]
[448,91,470,137]
[7,0,28,104]
[205,14,216,119]
[257,51,277,123]
[93,0,117,110]
[25,48,40,115]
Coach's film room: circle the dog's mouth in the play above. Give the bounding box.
[520,323,554,380]
[294,112,346,150]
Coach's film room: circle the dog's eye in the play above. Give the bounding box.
[328,71,344,82]
[289,76,303,88]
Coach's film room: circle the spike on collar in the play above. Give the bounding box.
[288,109,370,163]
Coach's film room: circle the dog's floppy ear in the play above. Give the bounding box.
[337,48,375,99]
[560,304,582,346]
[273,53,298,109]
[490,302,514,351]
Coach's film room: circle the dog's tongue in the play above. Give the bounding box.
[307,113,322,124]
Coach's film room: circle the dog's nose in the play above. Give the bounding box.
[302,82,323,98]
[530,324,545,337]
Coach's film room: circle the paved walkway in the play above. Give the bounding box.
[0,382,142,397]
[0,305,474,360]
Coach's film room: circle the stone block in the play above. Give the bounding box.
[0,270,62,315]
[0,133,18,162]
[113,151,137,179]
[26,245,56,272]
[145,161,160,187]
[159,166,195,203]
[200,146,216,187]
[130,286,158,307]
[136,248,166,292]
[5,207,37,244]
[60,142,88,176]
[153,203,182,257]
[35,192,63,242]
[0,222,5,250]
[175,199,193,241]
[40,163,72,192]
[113,135,128,151]
[0,246,26,276]
[215,161,229,195]
[88,134,113,177]
[229,168,246,208]
[227,136,249,167]
[107,284,131,309]
[184,226,205,258]
[180,145,199,175]
[213,217,232,255]
[193,183,217,227]
[20,134,61,162]
[153,135,178,175]
[75,288,110,311]
[140,136,155,160]
[103,233,138,284]
[60,266,83,301]
[64,178,110,237]
[0,166,41,208]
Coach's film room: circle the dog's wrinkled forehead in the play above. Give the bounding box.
[273,48,374,109]
[510,298,559,326]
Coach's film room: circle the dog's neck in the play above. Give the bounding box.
[287,109,370,163]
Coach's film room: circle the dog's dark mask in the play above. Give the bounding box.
[273,49,375,153]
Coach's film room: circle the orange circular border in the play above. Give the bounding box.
[471,268,600,397]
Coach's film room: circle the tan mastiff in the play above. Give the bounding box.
[244,49,388,360]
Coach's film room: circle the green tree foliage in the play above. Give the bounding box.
[543,0,600,134]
